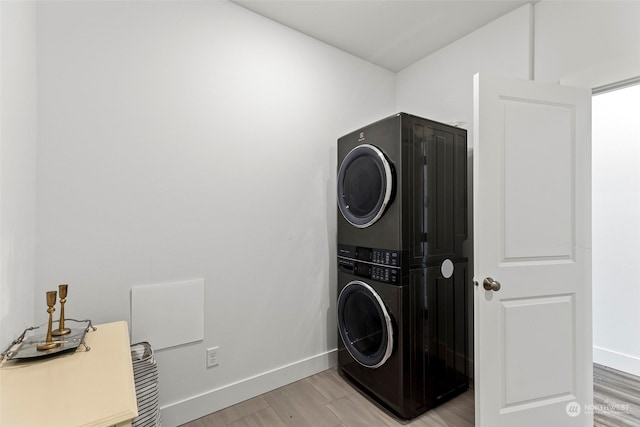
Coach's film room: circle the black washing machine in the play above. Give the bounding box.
[337,112,467,269]
[337,258,469,419]
[336,113,468,419]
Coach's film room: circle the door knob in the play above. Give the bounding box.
[483,277,501,291]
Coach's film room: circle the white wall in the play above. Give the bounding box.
[396,3,532,127]
[592,85,640,376]
[35,1,394,425]
[0,1,37,352]
[534,0,640,86]
[534,0,640,375]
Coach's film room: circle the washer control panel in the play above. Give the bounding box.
[338,258,399,284]
[370,264,398,283]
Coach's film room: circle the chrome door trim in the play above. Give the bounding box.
[337,280,394,368]
[337,144,393,228]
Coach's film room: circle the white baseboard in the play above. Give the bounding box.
[160,349,338,427]
[593,346,640,377]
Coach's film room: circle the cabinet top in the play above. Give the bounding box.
[0,321,138,427]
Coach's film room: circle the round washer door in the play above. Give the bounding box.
[337,144,393,228]
[337,280,394,368]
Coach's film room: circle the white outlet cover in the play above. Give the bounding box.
[207,346,219,368]
[131,279,204,350]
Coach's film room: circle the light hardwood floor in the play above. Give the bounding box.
[594,364,640,427]
[181,364,640,427]
[180,367,474,427]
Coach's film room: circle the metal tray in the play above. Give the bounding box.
[1,319,95,361]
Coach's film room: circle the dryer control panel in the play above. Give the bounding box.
[338,244,399,267]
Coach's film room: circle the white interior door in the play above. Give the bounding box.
[473,74,592,427]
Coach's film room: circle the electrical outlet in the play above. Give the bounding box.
[206,346,219,368]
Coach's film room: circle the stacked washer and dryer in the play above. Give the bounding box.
[336,113,468,420]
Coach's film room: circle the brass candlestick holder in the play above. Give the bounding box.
[52,284,71,336]
[37,291,62,351]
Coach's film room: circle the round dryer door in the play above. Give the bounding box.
[337,280,393,368]
[337,144,393,228]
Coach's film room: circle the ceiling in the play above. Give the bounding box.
[230,0,532,72]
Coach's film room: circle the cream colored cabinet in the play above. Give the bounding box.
[0,321,138,427]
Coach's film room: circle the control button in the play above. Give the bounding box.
[390,252,398,266]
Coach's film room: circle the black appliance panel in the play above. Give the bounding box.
[423,262,469,405]
[406,122,467,266]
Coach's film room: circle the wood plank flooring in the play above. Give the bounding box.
[181,367,473,427]
[594,363,640,427]
[181,364,640,427]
